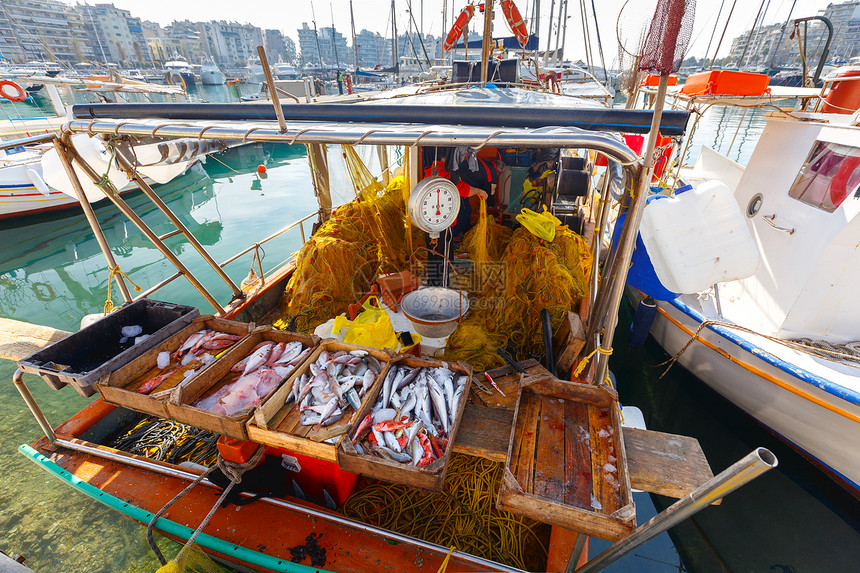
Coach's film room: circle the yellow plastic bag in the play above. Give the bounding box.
[332,296,399,350]
[516,207,559,242]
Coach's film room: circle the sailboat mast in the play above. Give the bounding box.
[331,4,341,71]
[350,0,359,71]
[311,3,325,70]
[480,0,494,83]
[391,0,399,82]
[544,0,556,65]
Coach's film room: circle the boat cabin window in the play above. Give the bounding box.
[788,141,860,212]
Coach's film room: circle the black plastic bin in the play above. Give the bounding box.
[18,299,198,397]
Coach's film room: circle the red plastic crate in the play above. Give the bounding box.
[264,446,358,506]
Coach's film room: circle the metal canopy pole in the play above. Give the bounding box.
[257,45,287,133]
[53,138,133,304]
[113,151,244,300]
[63,141,226,315]
[13,369,56,443]
[574,448,777,572]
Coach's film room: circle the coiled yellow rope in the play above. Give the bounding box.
[341,454,549,571]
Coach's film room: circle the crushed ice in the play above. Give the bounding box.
[157,352,170,369]
[121,325,143,338]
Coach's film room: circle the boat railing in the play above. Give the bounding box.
[133,210,319,302]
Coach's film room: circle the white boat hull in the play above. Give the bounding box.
[642,292,860,493]
[0,161,156,219]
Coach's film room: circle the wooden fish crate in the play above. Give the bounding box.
[337,355,473,491]
[96,316,254,418]
[497,374,636,541]
[246,340,392,462]
[165,328,318,440]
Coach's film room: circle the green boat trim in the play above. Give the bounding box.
[18,444,330,573]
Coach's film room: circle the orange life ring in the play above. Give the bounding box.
[226,79,239,85]
[0,80,27,102]
[501,0,529,46]
[444,5,475,51]
[829,154,860,207]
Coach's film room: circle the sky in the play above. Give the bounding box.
[90,0,835,63]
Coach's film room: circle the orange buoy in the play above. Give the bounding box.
[0,80,27,102]
[500,0,529,46]
[257,164,267,174]
[443,5,475,51]
[821,66,860,115]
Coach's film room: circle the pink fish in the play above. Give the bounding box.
[265,342,286,366]
[242,342,274,375]
[273,341,304,365]
[173,330,209,359]
[255,368,283,397]
[201,333,242,350]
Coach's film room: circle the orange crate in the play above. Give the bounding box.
[641,74,677,87]
[680,70,770,96]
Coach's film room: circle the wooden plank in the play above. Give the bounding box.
[588,404,621,514]
[0,317,70,362]
[623,426,720,503]
[511,391,541,494]
[472,360,549,410]
[555,312,586,375]
[563,401,592,510]
[451,403,514,463]
[532,395,566,501]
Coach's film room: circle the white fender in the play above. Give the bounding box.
[40,134,130,202]
[25,167,52,196]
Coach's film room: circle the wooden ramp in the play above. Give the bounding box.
[0,318,70,362]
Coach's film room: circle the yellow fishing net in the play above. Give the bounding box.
[275,146,422,334]
[342,454,549,571]
[444,222,592,370]
[456,199,513,295]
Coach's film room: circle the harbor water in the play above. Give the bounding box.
[0,94,857,570]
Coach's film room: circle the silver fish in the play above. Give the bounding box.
[354,441,365,455]
[410,437,423,466]
[427,378,448,433]
[443,377,454,407]
[345,388,361,412]
[401,393,417,416]
[366,356,382,374]
[301,412,322,426]
[383,430,401,452]
[350,349,369,357]
[321,409,344,427]
[377,444,412,463]
[396,367,421,391]
[381,367,398,409]
[372,427,385,447]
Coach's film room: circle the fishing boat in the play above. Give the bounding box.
[3,3,778,571]
[0,134,224,220]
[628,65,860,494]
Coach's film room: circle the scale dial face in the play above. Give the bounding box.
[409,176,461,237]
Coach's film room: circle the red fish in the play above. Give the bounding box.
[374,419,410,432]
[352,414,372,443]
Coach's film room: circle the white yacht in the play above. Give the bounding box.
[200,58,224,85]
[164,55,196,87]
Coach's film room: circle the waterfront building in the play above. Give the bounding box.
[726,0,860,68]
[199,20,264,67]
[297,23,349,67]
[355,29,387,68]
[78,3,149,66]
[0,0,95,64]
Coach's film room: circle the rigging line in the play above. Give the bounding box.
[589,0,608,83]
[738,0,768,68]
[710,0,739,68]
[704,0,728,62]
[578,0,593,78]
[766,0,797,70]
